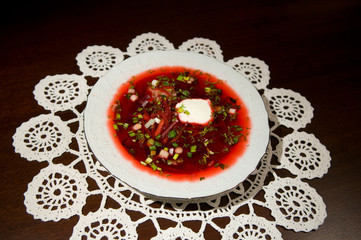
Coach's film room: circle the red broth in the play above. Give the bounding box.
[108,66,251,181]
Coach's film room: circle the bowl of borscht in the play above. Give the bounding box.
[84,50,269,199]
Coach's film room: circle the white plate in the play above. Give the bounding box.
[84,50,269,199]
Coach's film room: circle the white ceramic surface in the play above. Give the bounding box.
[84,50,269,199]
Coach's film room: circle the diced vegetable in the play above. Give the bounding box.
[132,123,142,131]
[154,118,165,136]
[228,108,236,114]
[150,162,158,171]
[151,79,159,86]
[159,149,169,159]
[154,117,161,124]
[130,94,138,102]
[168,130,177,138]
[145,157,153,164]
[146,138,154,146]
[175,147,183,154]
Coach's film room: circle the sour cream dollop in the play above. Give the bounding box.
[176,99,213,125]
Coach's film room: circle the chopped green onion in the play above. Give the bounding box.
[128,131,136,137]
[190,145,197,153]
[147,138,154,146]
[123,123,129,129]
[173,153,179,160]
[167,160,176,165]
[154,141,162,147]
[234,126,243,131]
[140,161,147,166]
[149,145,156,151]
[113,124,119,131]
[187,152,192,158]
[168,130,177,138]
[162,81,170,86]
[132,117,139,123]
[199,158,207,165]
[150,162,158,171]
[172,142,179,147]
[145,157,153,164]
[155,134,161,140]
[184,110,190,115]
[115,113,121,120]
[204,87,211,93]
[145,133,150,139]
[182,90,190,96]
[215,163,227,169]
[177,107,184,113]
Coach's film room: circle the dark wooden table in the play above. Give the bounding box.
[1,1,360,239]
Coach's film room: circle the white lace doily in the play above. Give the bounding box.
[13,32,331,239]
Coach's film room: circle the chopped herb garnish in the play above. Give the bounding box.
[190,145,197,152]
[177,75,184,81]
[230,97,237,103]
[154,141,162,147]
[168,130,177,138]
[132,117,139,123]
[145,157,153,164]
[215,163,227,169]
[150,162,158,171]
[182,90,190,96]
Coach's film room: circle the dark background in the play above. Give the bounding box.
[1,0,360,239]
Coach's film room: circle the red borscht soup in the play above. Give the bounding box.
[108,66,251,181]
